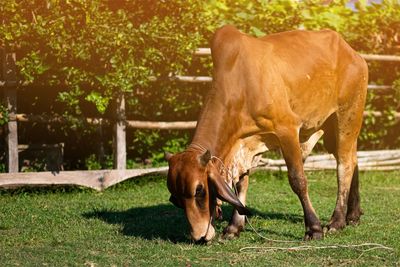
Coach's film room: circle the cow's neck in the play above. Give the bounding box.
[190,97,241,160]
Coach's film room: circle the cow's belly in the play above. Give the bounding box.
[300,110,335,131]
[298,106,336,143]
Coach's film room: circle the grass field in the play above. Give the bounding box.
[1,170,399,266]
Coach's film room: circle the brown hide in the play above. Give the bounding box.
[167,25,368,242]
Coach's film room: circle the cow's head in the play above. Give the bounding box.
[166,150,250,243]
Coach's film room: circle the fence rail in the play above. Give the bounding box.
[1,48,400,186]
[259,150,400,171]
[0,110,399,131]
[195,47,400,62]
[0,167,169,191]
[1,150,399,191]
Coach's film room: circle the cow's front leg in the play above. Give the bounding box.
[222,174,249,239]
[279,129,323,240]
[215,198,223,220]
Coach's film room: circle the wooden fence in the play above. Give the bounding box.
[1,48,400,191]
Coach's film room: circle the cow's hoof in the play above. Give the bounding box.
[346,209,363,226]
[346,217,360,226]
[326,220,346,233]
[303,230,323,241]
[222,225,243,240]
[323,226,338,235]
[221,232,238,240]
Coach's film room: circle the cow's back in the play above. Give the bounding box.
[210,26,367,131]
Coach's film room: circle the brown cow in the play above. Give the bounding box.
[166,25,368,243]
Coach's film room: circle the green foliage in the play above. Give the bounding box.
[151,135,190,164]
[204,0,302,37]
[131,130,190,165]
[344,1,400,54]
[300,1,352,32]
[84,154,102,170]
[1,0,400,168]
[0,163,5,173]
[1,0,208,117]
[0,104,9,126]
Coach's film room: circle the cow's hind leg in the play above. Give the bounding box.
[328,138,358,232]
[346,164,363,225]
[322,113,362,226]
[327,55,367,232]
[279,128,323,240]
[327,110,363,232]
[222,174,249,239]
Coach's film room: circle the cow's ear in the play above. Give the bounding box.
[198,150,211,167]
[164,152,174,161]
[208,174,251,216]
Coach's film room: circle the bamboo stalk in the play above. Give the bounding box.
[172,75,212,83]
[360,54,400,62]
[367,85,392,90]
[126,120,197,130]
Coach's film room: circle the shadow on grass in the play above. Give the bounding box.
[253,210,303,224]
[222,206,304,240]
[83,204,304,243]
[83,204,189,243]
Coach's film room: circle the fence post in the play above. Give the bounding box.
[113,92,126,169]
[96,119,106,168]
[2,52,18,173]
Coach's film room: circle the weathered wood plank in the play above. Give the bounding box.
[257,150,400,171]
[0,167,168,191]
[1,149,400,192]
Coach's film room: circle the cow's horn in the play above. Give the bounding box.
[209,174,251,216]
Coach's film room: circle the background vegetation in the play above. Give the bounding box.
[1,0,400,170]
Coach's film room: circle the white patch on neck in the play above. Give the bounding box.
[226,137,268,184]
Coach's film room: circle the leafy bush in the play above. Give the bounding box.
[0,104,8,126]
[1,0,400,169]
[1,0,208,117]
[1,0,209,167]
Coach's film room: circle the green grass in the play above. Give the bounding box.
[1,170,400,266]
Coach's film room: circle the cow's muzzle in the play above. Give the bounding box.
[191,224,215,244]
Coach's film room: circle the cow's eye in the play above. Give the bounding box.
[195,184,205,198]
